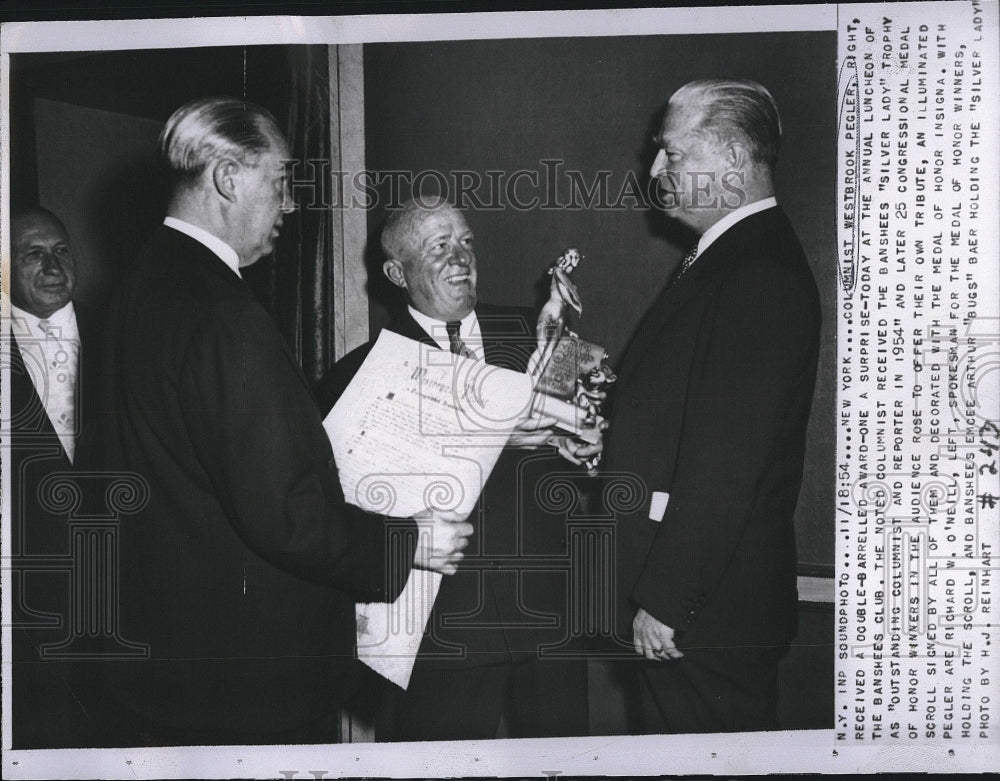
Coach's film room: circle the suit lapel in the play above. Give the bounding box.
[615,267,713,394]
[480,320,504,368]
[9,331,61,440]
[477,307,533,370]
[389,306,533,374]
[161,227,320,401]
[391,309,506,367]
[617,207,783,390]
[391,310,438,347]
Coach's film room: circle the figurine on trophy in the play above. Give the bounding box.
[537,247,583,344]
[531,248,616,474]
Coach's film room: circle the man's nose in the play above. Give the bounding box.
[449,242,472,266]
[280,185,297,215]
[649,149,667,179]
[40,250,64,275]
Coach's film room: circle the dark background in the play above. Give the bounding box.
[10,46,310,312]
[363,32,838,571]
[10,34,837,569]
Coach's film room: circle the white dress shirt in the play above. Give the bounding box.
[408,306,484,362]
[164,216,242,278]
[11,300,80,462]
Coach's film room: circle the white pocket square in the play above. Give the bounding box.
[649,491,670,522]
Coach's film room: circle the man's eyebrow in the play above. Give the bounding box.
[420,230,450,245]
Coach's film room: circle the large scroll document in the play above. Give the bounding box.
[322,330,534,689]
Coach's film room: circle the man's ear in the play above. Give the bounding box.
[211,158,241,203]
[726,142,748,172]
[383,258,407,289]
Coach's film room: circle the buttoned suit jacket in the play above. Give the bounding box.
[84,226,415,738]
[605,206,821,653]
[8,302,103,747]
[318,303,579,670]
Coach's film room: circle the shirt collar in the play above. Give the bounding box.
[696,196,778,259]
[408,305,482,358]
[164,216,242,278]
[11,300,78,339]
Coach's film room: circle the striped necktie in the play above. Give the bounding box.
[446,320,476,359]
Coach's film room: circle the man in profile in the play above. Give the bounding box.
[318,197,599,741]
[7,207,99,747]
[86,98,471,746]
[605,80,821,733]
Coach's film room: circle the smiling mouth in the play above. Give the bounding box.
[445,273,471,285]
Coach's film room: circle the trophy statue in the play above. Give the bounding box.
[531,248,616,474]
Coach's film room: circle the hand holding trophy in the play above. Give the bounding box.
[530,248,616,475]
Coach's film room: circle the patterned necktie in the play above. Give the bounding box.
[36,318,79,462]
[670,245,699,287]
[446,320,476,359]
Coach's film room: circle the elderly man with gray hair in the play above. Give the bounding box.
[604,80,821,733]
[85,97,472,746]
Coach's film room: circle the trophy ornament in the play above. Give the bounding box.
[533,248,616,474]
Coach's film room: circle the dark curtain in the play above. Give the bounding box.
[244,45,334,388]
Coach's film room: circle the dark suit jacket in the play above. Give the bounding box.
[318,304,578,669]
[604,206,821,653]
[9,302,103,747]
[84,226,415,738]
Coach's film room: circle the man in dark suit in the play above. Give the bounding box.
[604,80,821,733]
[7,207,102,747]
[318,197,600,741]
[84,98,471,746]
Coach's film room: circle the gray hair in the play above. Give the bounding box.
[670,79,782,169]
[381,196,458,261]
[158,96,281,188]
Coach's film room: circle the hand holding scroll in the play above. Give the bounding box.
[507,413,560,450]
[412,508,474,575]
[553,432,604,467]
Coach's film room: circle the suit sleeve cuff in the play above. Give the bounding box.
[349,514,418,603]
[381,516,418,601]
[631,573,708,634]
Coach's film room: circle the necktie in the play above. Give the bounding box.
[670,245,699,287]
[446,320,476,360]
[37,318,79,462]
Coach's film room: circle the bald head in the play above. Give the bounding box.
[381,197,456,261]
[381,198,478,322]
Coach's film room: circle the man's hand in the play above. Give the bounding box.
[553,433,604,466]
[633,607,683,661]
[412,508,473,575]
[507,413,559,449]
